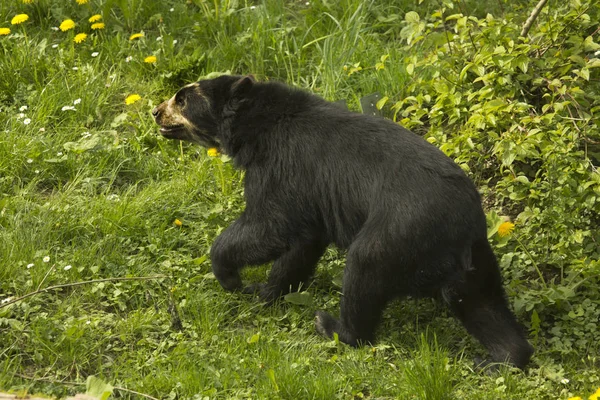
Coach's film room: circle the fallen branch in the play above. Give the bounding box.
[520,0,549,38]
[0,275,168,310]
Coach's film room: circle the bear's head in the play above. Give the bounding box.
[152,75,255,149]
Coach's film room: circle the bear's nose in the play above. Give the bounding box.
[151,107,160,118]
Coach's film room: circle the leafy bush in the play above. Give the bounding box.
[376,0,600,365]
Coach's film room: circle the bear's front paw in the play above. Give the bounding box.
[213,269,243,292]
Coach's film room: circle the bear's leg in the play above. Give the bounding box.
[248,238,328,303]
[210,217,288,292]
[315,253,391,346]
[446,240,534,369]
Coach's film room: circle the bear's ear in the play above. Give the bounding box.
[230,75,255,98]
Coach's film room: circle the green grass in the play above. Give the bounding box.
[1,0,599,399]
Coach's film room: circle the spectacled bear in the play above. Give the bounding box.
[152,75,534,368]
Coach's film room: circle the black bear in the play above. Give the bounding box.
[152,75,534,368]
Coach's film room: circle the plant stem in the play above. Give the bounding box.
[514,234,547,288]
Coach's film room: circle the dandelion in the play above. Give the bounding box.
[207,148,220,157]
[27,263,34,269]
[497,222,515,237]
[590,388,600,400]
[91,22,105,30]
[89,14,102,23]
[64,265,72,271]
[74,33,87,43]
[11,14,29,25]
[567,397,582,400]
[60,19,75,31]
[129,32,144,41]
[0,28,10,36]
[174,219,183,227]
[22,0,34,3]
[91,51,99,57]
[23,118,31,125]
[144,55,157,63]
[76,0,88,4]
[125,94,141,105]
[43,256,50,263]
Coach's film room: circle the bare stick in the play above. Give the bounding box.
[0,275,168,309]
[521,0,549,38]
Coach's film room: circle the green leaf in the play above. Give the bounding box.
[86,376,113,400]
[584,36,600,51]
[63,135,102,153]
[405,11,420,23]
[376,96,389,110]
[283,291,313,306]
[247,333,260,344]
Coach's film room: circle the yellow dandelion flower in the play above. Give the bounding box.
[0,28,10,36]
[173,219,183,227]
[60,19,75,31]
[11,14,29,25]
[590,388,600,400]
[125,94,141,105]
[88,14,102,23]
[22,0,34,3]
[567,397,582,400]
[91,22,105,30]
[129,32,144,41]
[207,148,220,157]
[497,222,515,237]
[144,55,157,64]
[74,33,87,43]
[76,0,89,4]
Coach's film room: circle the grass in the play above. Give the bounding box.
[1,0,599,399]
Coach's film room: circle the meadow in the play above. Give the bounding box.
[1,0,599,399]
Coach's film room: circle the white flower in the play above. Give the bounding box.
[27,263,34,269]
[35,170,40,174]
[73,98,81,105]
[51,27,59,31]
[156,36,162,41]
[595,50,600,56]
[125,56,133,62]
[39,127,45,132]
[23,118,31,125]
[91,52,99,57]
[560,378,569,384]
[19,105,28,111]
[72,67,78,71]
[169,7,174,11]
[172,40,178,45]
[52,44,59,48]
[17,113,25,119]
[250,5,256,9]
[1,297,13,304]
[86,320,91,325]
[57,152,63,156]
[64,265,72,271]
[61,105,76,111]
[43,256,50,262]
[81,131,91,138]
[106,194,120,201]
[27,158,33,163]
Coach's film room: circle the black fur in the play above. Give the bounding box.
[153,75,534,368]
